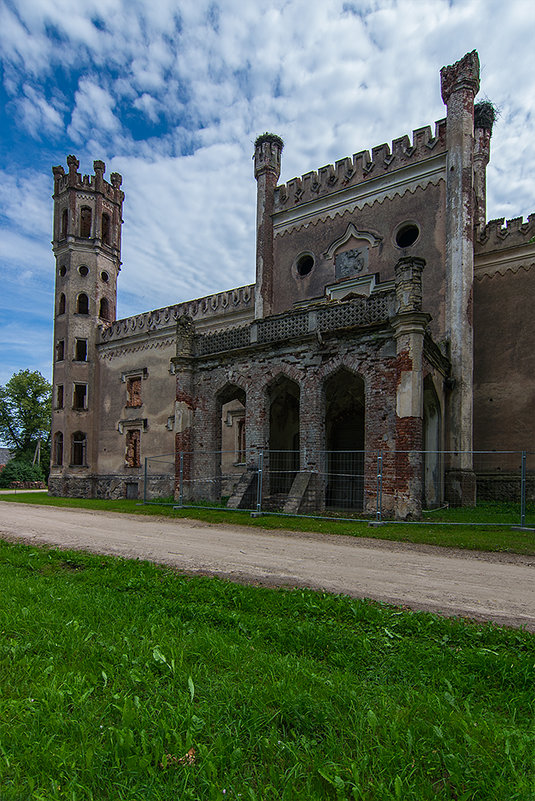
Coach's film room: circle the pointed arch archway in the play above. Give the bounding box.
[267,374,300,495]
[324,367,365,509]
[216,382,247,498]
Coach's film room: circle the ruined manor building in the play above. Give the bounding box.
[49,51,535,517]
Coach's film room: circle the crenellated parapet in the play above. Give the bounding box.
[98,284,254,345]
[274,120,446,212]
[476,215,535,253]
[52,157,123,203]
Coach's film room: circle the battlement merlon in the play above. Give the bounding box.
[273,119,447,211]
[52,155,124,204]
[476,214,535,253]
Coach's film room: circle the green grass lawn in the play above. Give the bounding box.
[2,492,535,555]
[0,539,533,800]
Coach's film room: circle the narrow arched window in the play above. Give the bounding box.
[61,209,68,239]
[101,213,110,244]
[54,432,63,466]
[77,293,89,314]
[80,207,92,238]
[99,297,110,320]
[71,431,87,466]
[58,293,66,315]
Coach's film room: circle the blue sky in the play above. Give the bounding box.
[1,0,534,390]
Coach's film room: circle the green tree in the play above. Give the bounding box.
[0,370,51,465]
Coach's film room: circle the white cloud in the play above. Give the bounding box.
[67,79,121,142]
[1,0,535,381]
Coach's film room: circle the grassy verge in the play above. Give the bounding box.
[2,492,535,555]
[0,539,533,800]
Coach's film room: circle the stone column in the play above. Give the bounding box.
[440,50,480,480]
[473,103,494,232]
[254,134,283,319]
[390,257,429,518]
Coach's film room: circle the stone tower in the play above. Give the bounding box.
[49,156,124,495]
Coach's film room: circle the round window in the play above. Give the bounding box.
[395,223,420,248]
[296,253,314,277]
[101,271,109,283]
[78,265,89,276]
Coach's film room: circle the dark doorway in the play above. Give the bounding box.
[325,369,365,509]
[268,376,300,494]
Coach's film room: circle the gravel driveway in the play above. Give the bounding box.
[1,502,534,630]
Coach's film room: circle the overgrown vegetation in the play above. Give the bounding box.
[0,539,533,800]
[0,459,45,488]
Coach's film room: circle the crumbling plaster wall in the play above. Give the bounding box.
[474,219,535,453]
[271,179,447,340]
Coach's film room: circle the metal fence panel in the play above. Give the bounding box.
[143,449,535,528]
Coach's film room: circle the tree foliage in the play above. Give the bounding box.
[0,370,51,461]
[0,459,44,488]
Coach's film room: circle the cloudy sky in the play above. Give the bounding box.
[0,0,534,388]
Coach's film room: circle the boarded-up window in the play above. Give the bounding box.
[71,431,86,465]
[77,293,89,314]
[127,377,142,407]
[75,339,87,361]
[73,383,87,410]
[125,429,141,468]
[56,384,64,409]
[102,212,110,244]
[54,432,63,466]
[80,207,92,238]
[56,340,65,361]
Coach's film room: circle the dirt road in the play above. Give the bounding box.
[1,502,534,630]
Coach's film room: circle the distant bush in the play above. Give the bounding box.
[0,460,45,488]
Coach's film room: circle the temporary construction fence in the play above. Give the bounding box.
[143,449,535,528]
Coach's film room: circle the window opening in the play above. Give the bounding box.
[61,209,68,239]
[80,207,92,238]
[126,376,142,407]
[73,383,87,410]
[125,429,141,468]
[54,432,63,466]
[56,340,65,361]
[296,253,314,277]
[58,293,66,315]
[99,297,110,321]
[236,418,246,464]
[101,271,109,283]
[77,293,89,314]
[101,213,111,244]
[395,223,419,248]
[78,265,89,277]
[56,385,64,409]
[74,339,87,361]
[59,265,67,277]
[71,431,86,466]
